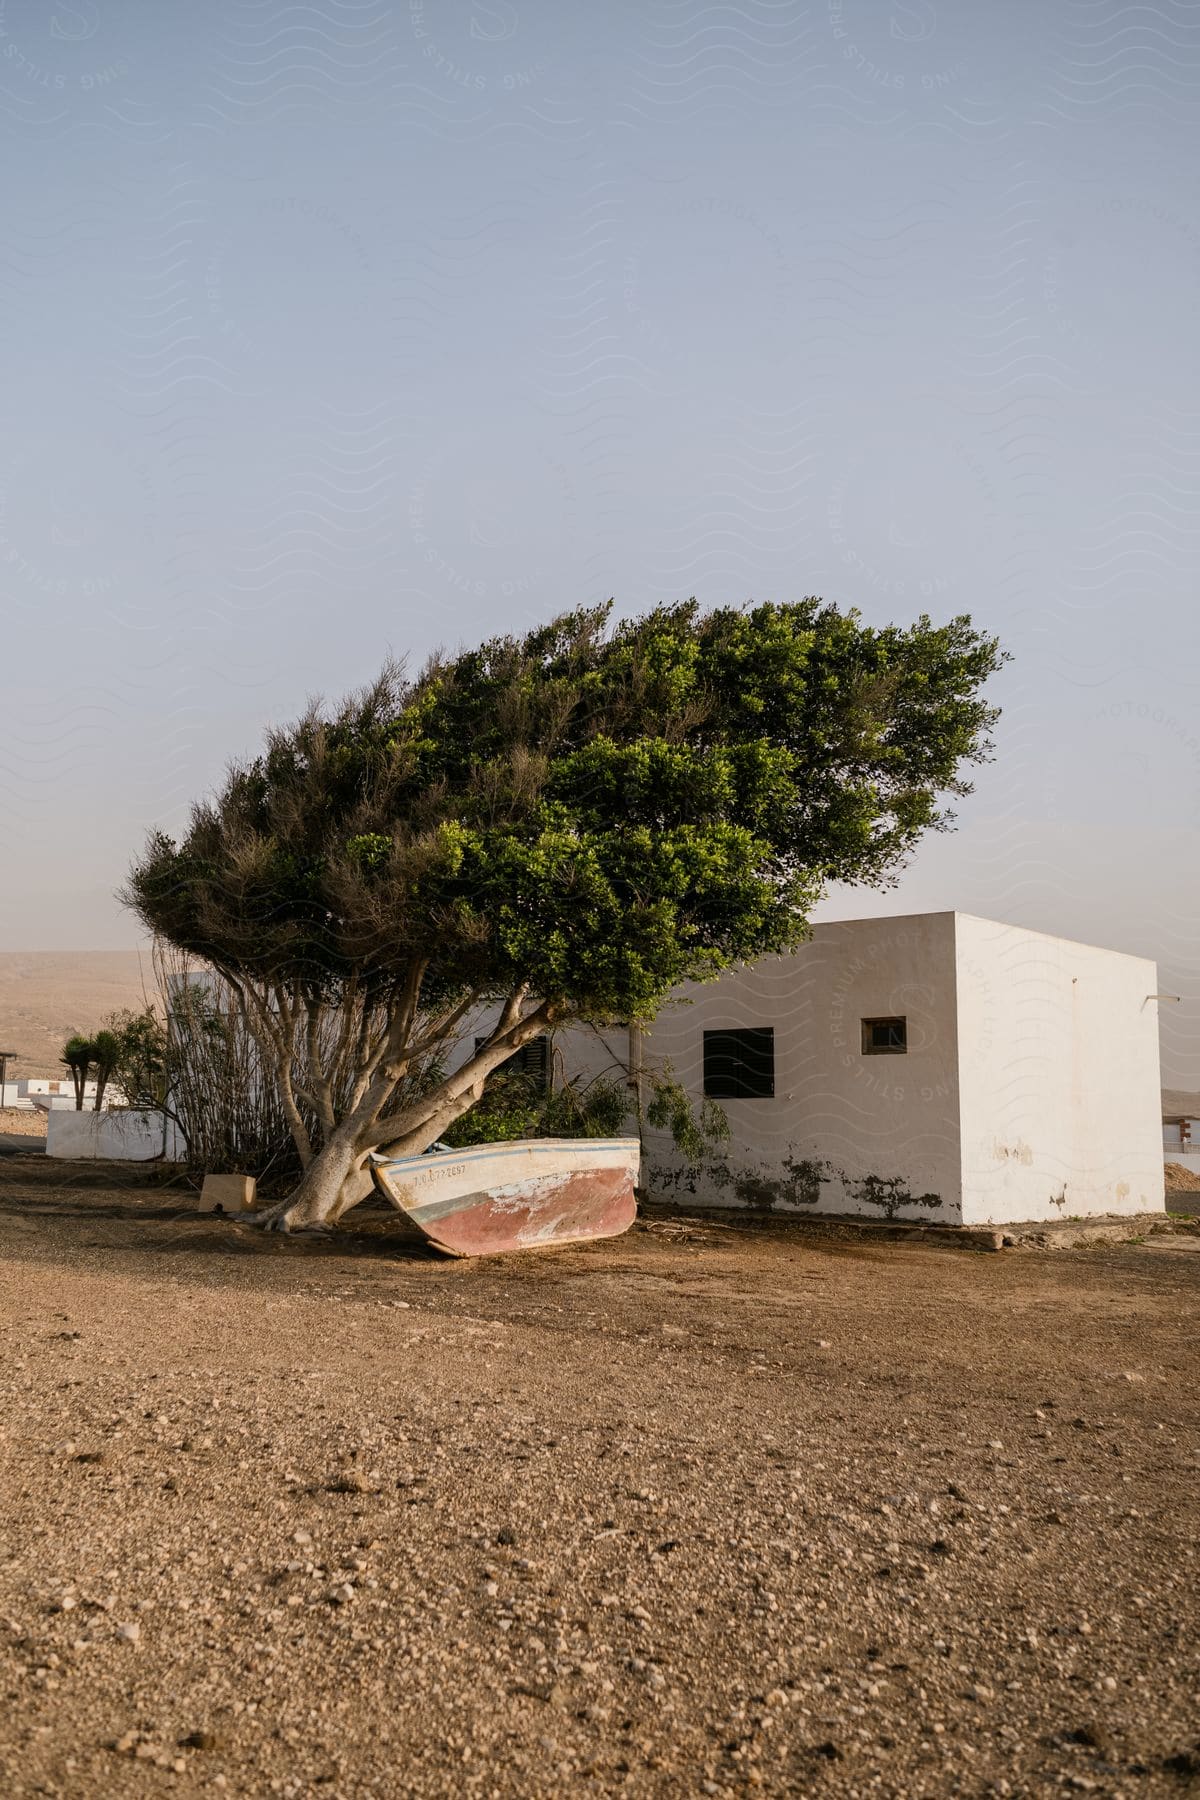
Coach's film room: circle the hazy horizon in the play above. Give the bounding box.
[2,0,1198,1082]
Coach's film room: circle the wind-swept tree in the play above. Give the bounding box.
[124,599,1005,1231]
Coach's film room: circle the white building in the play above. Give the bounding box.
[471,912,1166,1228]
[1,1076,104,1110]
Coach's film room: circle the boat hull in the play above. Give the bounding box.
[370,1137,639,1258]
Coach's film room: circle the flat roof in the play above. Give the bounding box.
[809,910,1156,966]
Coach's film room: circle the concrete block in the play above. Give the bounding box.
[199,1173,257,1214]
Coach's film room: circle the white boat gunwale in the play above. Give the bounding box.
[370,1136,640,1173]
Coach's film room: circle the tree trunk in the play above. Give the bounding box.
[256,1121,369,1231]
[256,1086,483,1232]
[254,997,555,1233]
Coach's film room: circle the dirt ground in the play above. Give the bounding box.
[0,1109,48,1141]
[0,1159,1197,1800]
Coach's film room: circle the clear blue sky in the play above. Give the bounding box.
[2,0,1198,1079]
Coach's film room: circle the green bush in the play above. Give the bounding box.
[439,1061,727,1159]
[439,1073,544,1146]
[440,1071,630,1148]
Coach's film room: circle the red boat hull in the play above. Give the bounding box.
[370,1138,640,1258]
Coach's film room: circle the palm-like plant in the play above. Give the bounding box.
[60,1035,96,1111]
[91,1029,122,1111]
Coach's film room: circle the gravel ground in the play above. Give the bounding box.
[0,1158,1197,1799]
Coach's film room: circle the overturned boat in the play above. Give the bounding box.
[369,1136,640,1258]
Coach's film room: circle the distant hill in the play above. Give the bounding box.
[0,951,154,1079]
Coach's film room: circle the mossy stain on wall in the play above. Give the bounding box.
[844,1173,942,1221]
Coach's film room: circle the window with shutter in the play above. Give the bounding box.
[475,1033,550,1090]
[702,1027,775,1099]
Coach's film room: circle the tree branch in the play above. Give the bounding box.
[219,968,314,1170]
[359,998,558,1152]
[304,996,337,1138]
[403,987,486,1063]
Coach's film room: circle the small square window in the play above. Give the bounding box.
[861,1016,907,1055]
[703,1027,775,1098]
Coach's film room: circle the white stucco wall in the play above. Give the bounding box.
[46,1109,183,1161]
[559,913,965,1225]
[954,915,1164,1224]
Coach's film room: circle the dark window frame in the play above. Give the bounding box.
[702,1027,775,1099]
[475,1033,550,1090]
[861,1016,907,1056]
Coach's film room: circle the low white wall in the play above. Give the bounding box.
[1165,1150,1200,1177]
[46,1109,183,1161]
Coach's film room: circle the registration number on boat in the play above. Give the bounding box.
[409,1161,468,1188]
